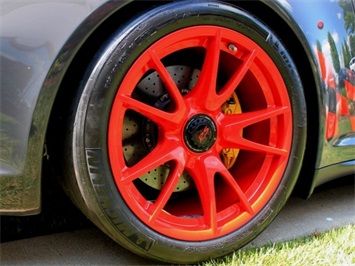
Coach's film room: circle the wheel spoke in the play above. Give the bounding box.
[219,166,254,214]
[222,131,288,156]
[189,157,218,232]
[216,49,259,108]
[147,49,187,114]
[147,160,185,223]
[120,143,185,184]
[223,106,289,129]
[221,106,290,156]
[118,95,182,129]
[192,29,222,111]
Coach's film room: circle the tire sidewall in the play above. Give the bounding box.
[73,1,306,263]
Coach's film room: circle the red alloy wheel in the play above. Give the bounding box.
[108,26,292,241]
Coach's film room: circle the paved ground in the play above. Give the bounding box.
[1,177,354,265]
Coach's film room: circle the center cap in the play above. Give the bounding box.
[184,114,217,153]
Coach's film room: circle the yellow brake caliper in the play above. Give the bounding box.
[221,92,242,169]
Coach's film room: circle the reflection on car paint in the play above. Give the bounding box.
[314,2,355,141]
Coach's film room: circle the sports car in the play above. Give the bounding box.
[1,0,354,263]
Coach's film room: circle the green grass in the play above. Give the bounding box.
[201,224,355,266]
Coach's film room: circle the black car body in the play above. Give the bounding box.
[1,0,354,263]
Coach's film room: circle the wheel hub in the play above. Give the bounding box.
[184,115,217,152]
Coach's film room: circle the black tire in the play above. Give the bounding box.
[63,1,306,263]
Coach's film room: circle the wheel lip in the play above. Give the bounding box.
[107,25,293,241]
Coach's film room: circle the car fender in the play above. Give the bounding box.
[0,0,130,214]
